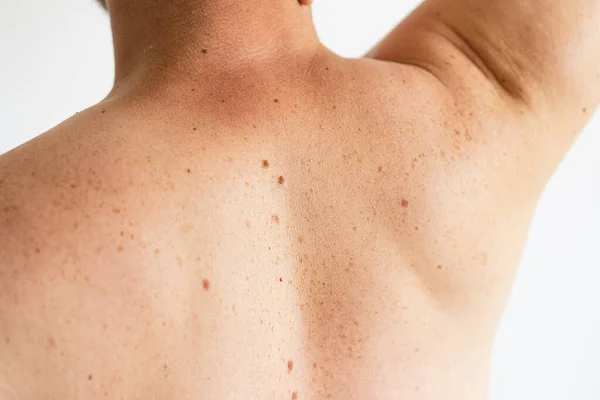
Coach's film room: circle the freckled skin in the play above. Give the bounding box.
[1,0,599,399]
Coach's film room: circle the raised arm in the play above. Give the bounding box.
[367,0,600,148]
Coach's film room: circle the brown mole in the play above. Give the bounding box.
[278,176,285,185]
[262,160,270,168]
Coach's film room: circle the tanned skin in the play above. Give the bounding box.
[1,0,598,399]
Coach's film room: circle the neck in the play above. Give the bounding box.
[107,0,320,86]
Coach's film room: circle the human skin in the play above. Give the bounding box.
[0,0,598,399]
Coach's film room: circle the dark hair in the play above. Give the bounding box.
[96,0,107,8]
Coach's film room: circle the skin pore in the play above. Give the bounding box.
[0,0,598,399]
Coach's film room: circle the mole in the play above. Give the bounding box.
[287,360,294,372]
[88,374,93,381]
[186,168,191,173]
[262,160,270,168]
[201,49,208,54]
[272,214,280,223]
[437,265,443,270]
[278,176,285,185]
[401,199,409,208]
[202,279,210,291]
[274,99,279,103]
[279,277,283,282]
[100,110,106,114]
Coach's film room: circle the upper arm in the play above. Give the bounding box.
[366,0,600,149]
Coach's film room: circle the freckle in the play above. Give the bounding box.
[221,99,226,103]
[292,392,298,400]
[414,226,419,231]
[120,231,124,237]
[454,129,460,135]
[130,233,134,239]
[378,166,383,172]
[414,347,420,353]
[101,110,106,114]
[201,49,208,54]
[401,199,409,208]
[154,248,160,254]
[88,374,93,380]
[325,67,329,71]
[162,321,167,327]
[112,208,121,214]
[117,246,124,252]
[437,265,443,270]
[583,107,588,114]
[272,214,279,223]
[298,236,304,243]
[260,319,263,324]
[278,176,285,185]
[35,247,40,253]
[176,256,183,267]
[202,279,210,291]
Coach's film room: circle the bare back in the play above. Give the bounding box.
[0,49,580,400]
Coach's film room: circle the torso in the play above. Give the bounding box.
[0,51,545,399]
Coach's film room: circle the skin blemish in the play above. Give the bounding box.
[35,247,40,253]
[101,110,106,114]
[401,199,409,208]
[278,176,285,185]
[88,374,93,381]
[162,321,167,327]
[201,49,208,54]
[176,256,183,267]
[130,233,135,239]
[274,99,279,103]
[279,277,283,282]
[272,214,280,223]
[193,127,197,131]
[120,231,125,237]
[583,107,588,114]
[298,236,304,243]
[117,246,124,253]
[287,360,294,372]
[262,160,270,168]
[292,392,298,400]
[437,265,443,270]
[154,248,161,254]
[202,279,210,291]
[112,208,121,214]
[378,166,383,172]
[414,348,420,353]
[245,220,251,229]
[186,168,191,173]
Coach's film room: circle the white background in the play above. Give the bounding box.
[1,1,599,399]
